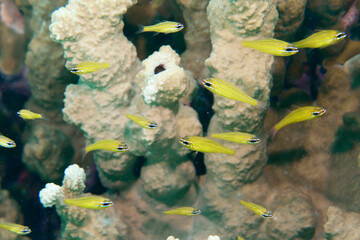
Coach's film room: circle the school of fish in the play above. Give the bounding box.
[0,5,343,238]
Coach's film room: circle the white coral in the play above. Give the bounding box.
[166,236,179,240]
[62,164,86,193]
[141,46,190,107]
[39,183,63,207]
[208,235,221,240]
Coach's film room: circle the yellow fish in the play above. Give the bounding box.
[238,236,245,240]
[0,222,31,235]
[202,78,265,109]
[64,196,114,209]
[126,113,158,129]
[242,38,299,56]
[137,21,184,34]
[211,132,261,144]
[86,139,128,153]
[70,62,110,74]
[164,207,201,216]
[293,30,346,49]
[270,106,326,138]
[240,200,272,218]
[0,135,16,148]
[17,109,43,120]
[180,136,235,155]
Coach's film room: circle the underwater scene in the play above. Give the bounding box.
[0,0,360,239]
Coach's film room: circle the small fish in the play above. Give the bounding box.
[164,207,201,216]
[137,21,184,34]
[202,78,265,109]
[242,38,299,56]
[0,135,16,148]
[180,136,235,155]
[86,139,128,153]
[17,109,43,120]
[238,236,245,240]
[270,106,326,138]
[126,113,158,129]
[64,196,114,209]
[240,200,272,218]
[0,222,31,235]
[70,62,110,74]
[293,30,347,49]
[211,132,261,144]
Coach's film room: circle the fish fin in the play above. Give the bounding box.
[153,32,160,36]
[255,101,267,111]
[136,24,145,34]
[268,126,278,141]
[41,114,48,120]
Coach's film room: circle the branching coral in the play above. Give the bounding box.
[39,164,128,239]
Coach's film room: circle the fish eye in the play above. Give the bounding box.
[148,122,158,128]
[7,141,15,146]
[101,200,114,207]
[117,144,128,151]
[70,68,79,72]
[262,211,273,218]
[285,46,299,52]
[336,32,346,39]
[176,24,183,29]
[21,227,31,234]
[249,138,261,144]
[202,80,212,88]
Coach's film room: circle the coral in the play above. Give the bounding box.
[307,0,349,27]
[275,0,307,41]
[22,124,74,182]
[39,164,128,239]
[176,0,211,80]
[193,0,276,238]
[267,190,316,239]
[324,206,360,240]
[0,189,30,240]
[20,0,82,182]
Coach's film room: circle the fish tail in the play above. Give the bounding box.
[255,101,267,111]
[136,24,145,34]
[268,126,278,141]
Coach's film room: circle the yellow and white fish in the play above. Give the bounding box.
[0,222,31,235]
[164,207,201,216]
[137,21,184,34]
[211,132,261,144]
[0,135,16,148]
[70,62,110,74]
[293,30,346,49]
[270,106,326,138]
[202,78,265,109]
[17,109,43,120]
[64,196,114,209]
[86,139,128,153]
[180,136,235,155]
[126,113,158,129]
[238,236,245,240]
[240,200,272,218]
[242,38,299,56]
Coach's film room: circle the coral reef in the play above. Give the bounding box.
[324,206,360,240]
[21,0,81,182]
[195,0,276,238]
[275,0,306,41]
[0,0,26,75]
[176,0,211,80]
[40,164,128,239]
[0,189,30,240]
